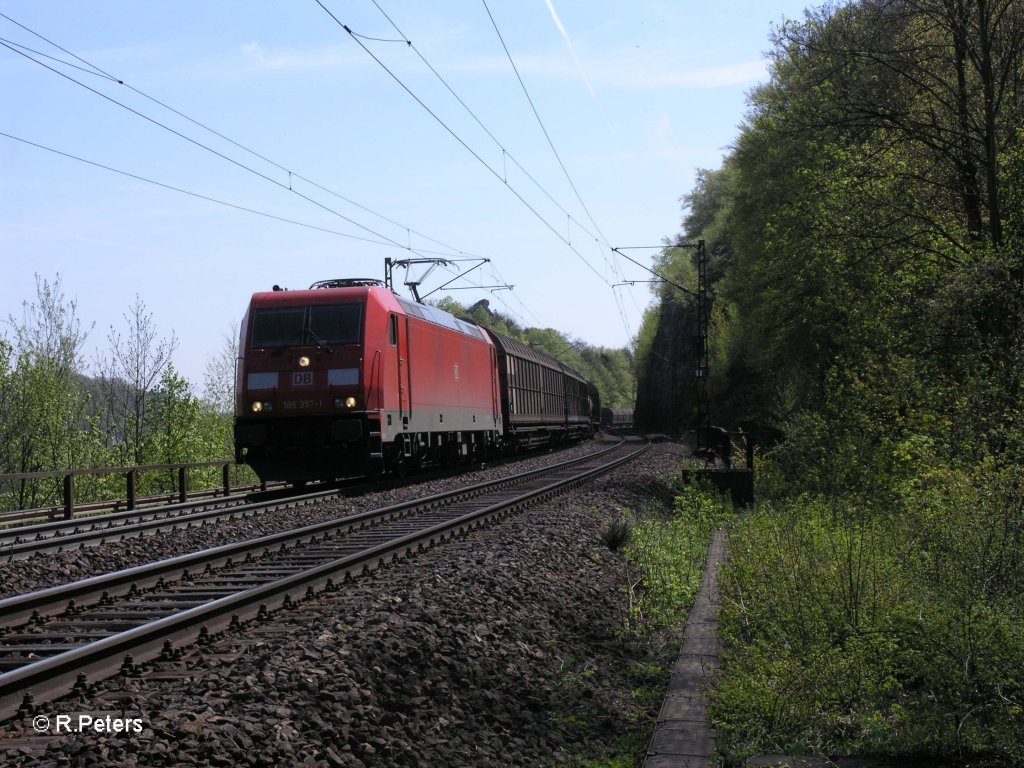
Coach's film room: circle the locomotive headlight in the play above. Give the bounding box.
[251,401,263,413]
[298,356,311,368]
[345,396,357,409]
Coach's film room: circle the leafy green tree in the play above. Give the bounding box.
[661,1,1024,761]
[149,364,232,492]
[0,275,95,508]
[776,0,1024,255]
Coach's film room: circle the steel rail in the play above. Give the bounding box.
[0,440,623,625]
[0,442,615,561]
[0,438,647,722]
[0,484,342,562]
[0,480,286,529]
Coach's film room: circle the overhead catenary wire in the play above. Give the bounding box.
[0,130,403,249]
[0,38,433,257]
[360,0,630,334]
[0,13,546,327]
[3,8,644,346]
[476,0,639,337]
[0,35,118,82]
[363,0,607,252]
[1,128,511,310]
[313,0,613,290]
[0,11,114,79]
[477,0,642,344]
[363,0,640,337]
[339,0,647,349]
[613,246,699,298]
[0,14,481,261]
[414,259,531,329]
[482,261,544,326]
[479,0,613,250]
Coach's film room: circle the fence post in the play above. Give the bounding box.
[63,474,74,519]
[178,467,188,504]
[127,469,136,510]
[222,463,231,498]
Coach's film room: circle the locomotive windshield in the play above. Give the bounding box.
[250,304,361,348]
[251,307,305,348]
[308,304,361,345]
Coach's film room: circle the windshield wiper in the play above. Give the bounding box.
[306,327,334,354]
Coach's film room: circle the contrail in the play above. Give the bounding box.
[543,0,615,135]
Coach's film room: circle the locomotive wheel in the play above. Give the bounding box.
[409,439,424,470]
[441,439,459,467]
[387,440,408,479]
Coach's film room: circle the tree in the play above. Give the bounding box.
[202,328,239,417]
[0,275,94,507]
[430,296,637,408]
[776,0,1024,258]
[94,296,177,466]
[685,5,1024,757]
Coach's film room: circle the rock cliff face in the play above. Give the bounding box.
[634,300,699,435]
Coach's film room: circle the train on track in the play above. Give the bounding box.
[600,407,634,430]
[234,279,601,483]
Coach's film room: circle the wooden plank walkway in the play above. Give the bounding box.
[642,528,726,768]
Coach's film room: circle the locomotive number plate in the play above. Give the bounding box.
[292,372,314,386]
[283,399,322,410]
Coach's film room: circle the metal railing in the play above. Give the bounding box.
[0,460,265,523]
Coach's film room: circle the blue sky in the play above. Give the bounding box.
[1,0,812,390]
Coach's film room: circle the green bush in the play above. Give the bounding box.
[600,516,633,552]
[712,468,1024,763]
[622,484,732,636]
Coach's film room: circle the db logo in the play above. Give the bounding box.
[292,372,314,386]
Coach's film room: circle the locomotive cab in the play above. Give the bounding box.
[234,281,376,483]
[234,279,504,484]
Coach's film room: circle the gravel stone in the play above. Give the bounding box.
[0,439,687,767]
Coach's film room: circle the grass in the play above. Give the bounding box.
[711,475,1024,765]
[549,483,733,768]
[620,484,732,637]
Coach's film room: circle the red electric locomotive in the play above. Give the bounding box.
[234,279,501,482]
[234,278,598,484]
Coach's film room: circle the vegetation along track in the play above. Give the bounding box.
[0,436,648,721]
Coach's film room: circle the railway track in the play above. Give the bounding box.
[0,443,591,562]
[0,479,286,531]
[0,437,648,721]
[0,481,348,562]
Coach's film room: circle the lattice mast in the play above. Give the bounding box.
[694,239,712,450]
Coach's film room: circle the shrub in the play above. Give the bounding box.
[621,484,732,636]
[600,516,633,552]
[711,470,1024,763]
